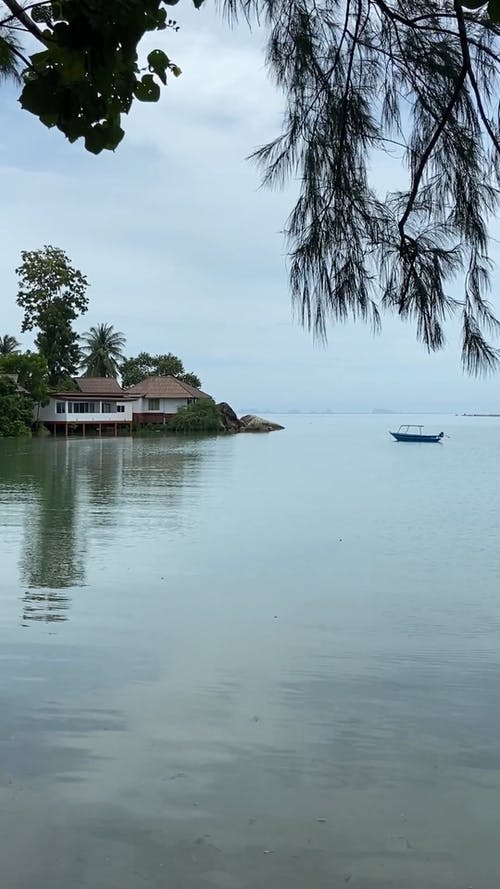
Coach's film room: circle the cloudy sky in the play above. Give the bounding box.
[0,4,499,413]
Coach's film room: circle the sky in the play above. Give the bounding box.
[0,4,499,413]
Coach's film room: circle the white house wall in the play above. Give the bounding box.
[132,397,191,414]
[37,400,133,422]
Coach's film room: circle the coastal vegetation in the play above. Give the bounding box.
[1,246,204,436]
[1,246,283,435]
[0,375,34,437]
[0,2,498,370]
[121,352,201,389]
[169,399,221,434]
[0,352,49,405]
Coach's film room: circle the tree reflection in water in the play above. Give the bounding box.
[20,441,85,624]
[0,436,204,626]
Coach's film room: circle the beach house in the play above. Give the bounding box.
[37,377,134,436]
[125,375,210,425]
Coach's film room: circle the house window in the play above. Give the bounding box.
[56,402,66,414]
[187,398,197,405]
[72,402,98,414]
[148,398,160,411]
[101,402,116,413]
[117,404,125,413]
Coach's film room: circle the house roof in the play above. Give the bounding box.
[125,375,210,400]
[75,377,124,395]
[49,377,135,400]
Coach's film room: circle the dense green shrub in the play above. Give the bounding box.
[169,399,221,434]
[0,377,34,437]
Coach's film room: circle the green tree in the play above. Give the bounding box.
[121,351,201,388]
[180,372,201,389]
[80,323,126,378]
[120,351,155,387]
[0,352,49,404]
[155,353,184,377]
[16,245,89,331]
[16,246,89,388]
[169,398,220,433]
[34,300,81,388]
[0,376,34,437]
[0,334,20,355]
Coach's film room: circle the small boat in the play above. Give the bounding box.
[389,425,444,443]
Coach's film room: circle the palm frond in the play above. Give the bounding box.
[80,323,126,377]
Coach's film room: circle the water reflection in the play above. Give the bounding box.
[2,419,500,887]
[0,437,206,626]
[22,589,71,625]
[21,442,85,593]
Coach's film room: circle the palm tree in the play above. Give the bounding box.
[80,323,126,378]
[0,334,21,356]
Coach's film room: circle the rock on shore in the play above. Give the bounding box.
[217,403,284,433]
[239,414,285,432]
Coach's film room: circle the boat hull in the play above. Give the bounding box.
[390,432,442,443]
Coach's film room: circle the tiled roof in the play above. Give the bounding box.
[125,375,210,399]
[75,377,125,395]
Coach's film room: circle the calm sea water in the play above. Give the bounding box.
[1,414,500,889]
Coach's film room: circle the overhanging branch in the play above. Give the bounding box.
[1,0,48,43]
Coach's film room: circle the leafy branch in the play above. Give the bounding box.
[0,0,188,153]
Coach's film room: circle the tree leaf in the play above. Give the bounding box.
[84,128,106,154]
[133,74,161,102]
[39,112,58,128]
[147,48,170,85]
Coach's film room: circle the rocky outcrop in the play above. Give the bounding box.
[217,404,284,433]
[217,402,243,433]
[239,415,285,432]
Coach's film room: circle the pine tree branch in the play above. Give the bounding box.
[398,63,468,244]
[454,0,500,153]
[1,37,30,69]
